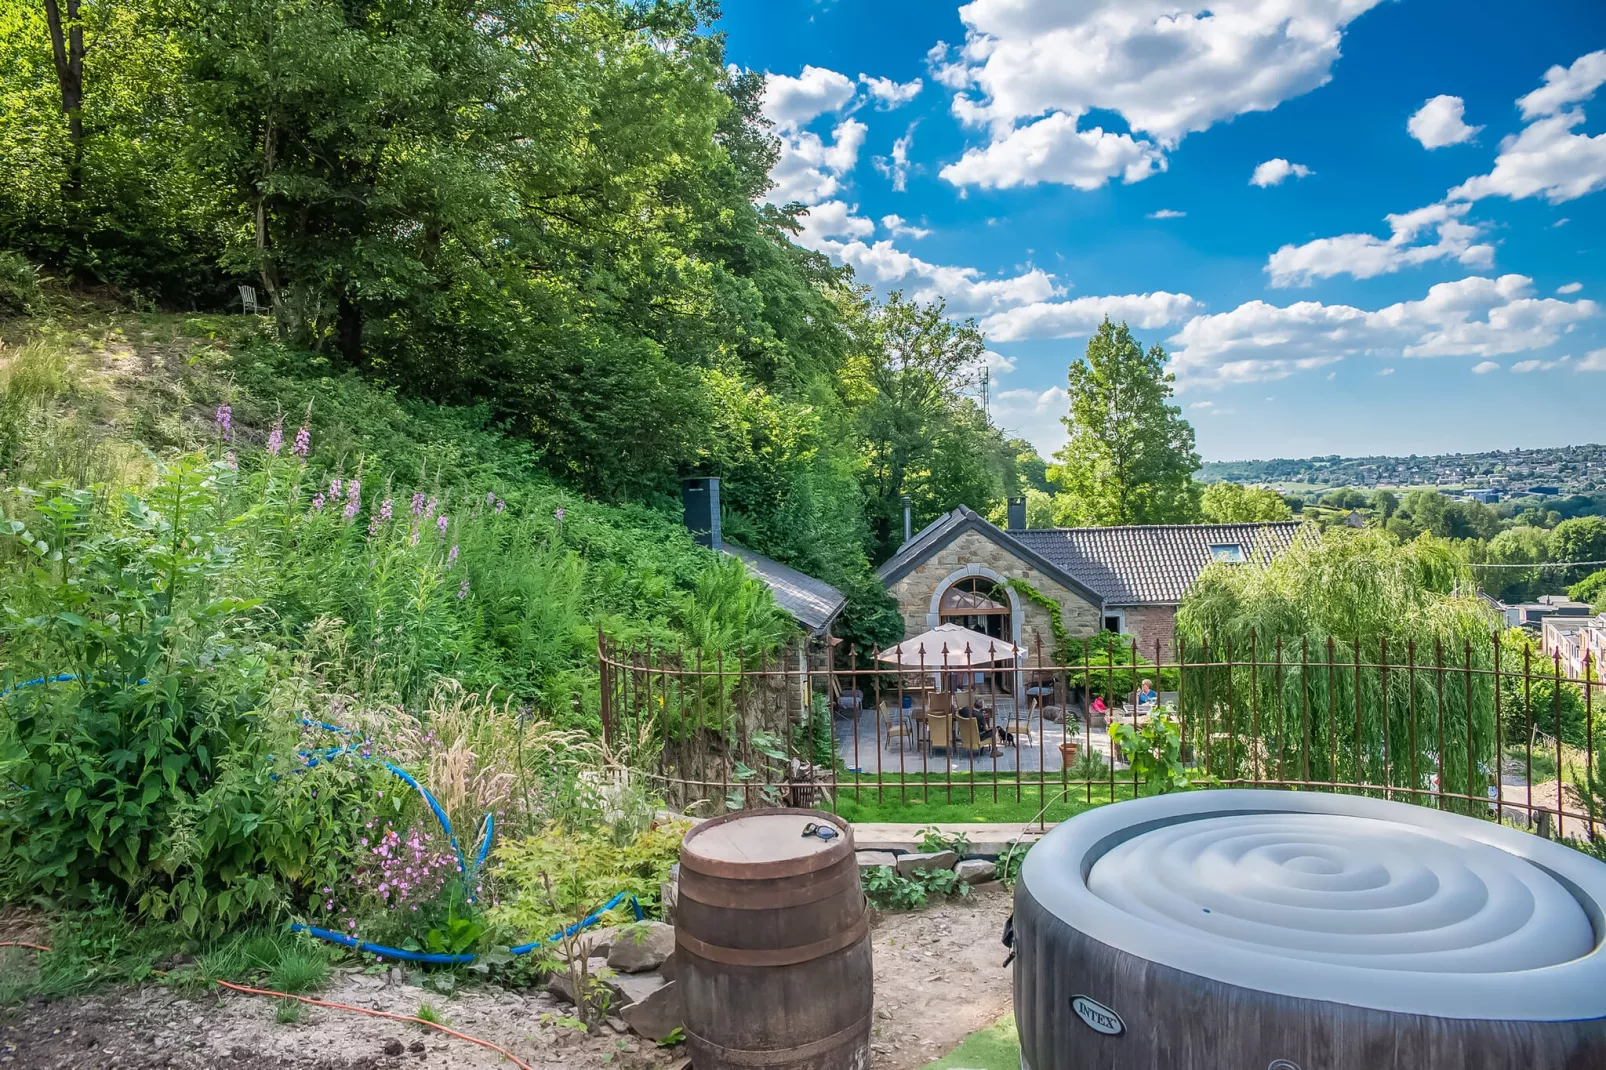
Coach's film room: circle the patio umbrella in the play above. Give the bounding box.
[875,622,1023,666]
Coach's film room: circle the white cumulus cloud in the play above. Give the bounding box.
[1169,274,1597,387]
[939,112,1165,190]
[861,74,923,109]
[1580,348,1606,371]
[1407,95,1481,149]
[980,292,1205,342]
[1147,208,1186,219]
[1450,51,1606,205]
[1265,201,1494,287]
[1250,158,1313,187]
[881,214,932,240]
[762,66,857,128]
[768,120,868,205]
[1511,357,1570,373]
[806,236,1061,315]
[795,200,875,248]
[1558,282,1584,294]
[933,0,1381,191]
[873,127,917,192]
[1517,50,1606,120]
[1471,360,1501,374]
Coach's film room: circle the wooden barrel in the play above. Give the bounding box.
[676,808,872,1070]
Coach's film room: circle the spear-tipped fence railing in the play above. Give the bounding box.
[598,630,1603,838]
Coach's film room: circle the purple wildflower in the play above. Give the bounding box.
[446,543,458,567]
[346,478,361,502]
[411,492,425,516]
[225,450,238,471]
[292,422,311,458]
[330,477,342,499]
[436,514,448,536]
[379,498,393,523]
[554,507,565,523]
[494,498,505,514]
[457,578,470,600]
[408,527,420,547]
[424,496,438,519]
[344,495,360,522]
[266,416,284,456]
[215,403,232,440]
[310,493,326,513]
[486,491,495,506]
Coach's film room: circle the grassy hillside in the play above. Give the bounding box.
[0,302,787,720]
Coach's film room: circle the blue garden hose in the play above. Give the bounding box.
[8,676,653,968]
[292,891,645,965]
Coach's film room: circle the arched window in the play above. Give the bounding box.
[937,576,1010,641]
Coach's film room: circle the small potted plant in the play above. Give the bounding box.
[1059,740,1080,766]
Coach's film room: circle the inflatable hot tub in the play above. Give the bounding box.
[1014,790,1606,1070]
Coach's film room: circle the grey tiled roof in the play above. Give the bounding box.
[1010,522,1307,605]
[723,544,846,635]
[875,506,1106,605]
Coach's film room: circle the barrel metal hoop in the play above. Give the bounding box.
[679,861,862,910]
[684,1009,873,1066]
[679,808,853,881]
[676,907,870,967]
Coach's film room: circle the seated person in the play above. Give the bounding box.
[1137,679,1158,707]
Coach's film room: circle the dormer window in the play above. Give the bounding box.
[1209,544,1246,563]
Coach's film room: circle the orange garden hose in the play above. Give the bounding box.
[214,980,536,1070]
[0,940,51,951]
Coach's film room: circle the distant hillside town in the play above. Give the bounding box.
[1200,444,1606,499]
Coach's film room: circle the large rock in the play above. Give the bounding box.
[856,850,898,873]
[611,970,670,1012]
[607,921,676,973]
[955,859,996,884]
[620,979,683,1044]
[895,850,957,877]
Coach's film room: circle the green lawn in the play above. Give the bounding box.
[828,779,1135,824]
[923,1014,1020,1070]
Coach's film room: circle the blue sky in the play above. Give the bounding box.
[717,0,1606,462]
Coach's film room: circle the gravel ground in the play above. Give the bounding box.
[1,885,1015,1070]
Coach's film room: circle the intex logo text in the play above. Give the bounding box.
[1070,995,1124,1036]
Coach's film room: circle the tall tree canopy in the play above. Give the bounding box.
[0,0,1044,650]
[1199,481,1293,523]
[1048,319,1200,526]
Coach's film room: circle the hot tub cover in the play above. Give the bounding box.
[1020,790,1606,1021]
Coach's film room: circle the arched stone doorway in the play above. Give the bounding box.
[925,565,1024,701]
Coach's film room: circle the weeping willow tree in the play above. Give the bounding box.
[1175,529,1500,813]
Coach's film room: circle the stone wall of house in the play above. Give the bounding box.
[1114,604,1178,664]
[884,529,1101,657]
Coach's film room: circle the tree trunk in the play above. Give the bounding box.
[336,294,364,365]
[42,0,85,202]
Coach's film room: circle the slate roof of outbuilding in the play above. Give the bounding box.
[723,543,846,636]
[1009,522,1307,606]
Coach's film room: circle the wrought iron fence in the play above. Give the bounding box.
[597,631,1603,839]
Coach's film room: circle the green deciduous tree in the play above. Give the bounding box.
[1047,319,1199,526]
[858,292,992,558]
[1199,481,1293,523]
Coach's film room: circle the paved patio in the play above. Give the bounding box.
[833,701,1127,776]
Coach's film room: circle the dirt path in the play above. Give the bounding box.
[1,887,1014,1070]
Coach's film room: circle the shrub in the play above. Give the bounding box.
[0,251,41,316]
[491,817,690,941]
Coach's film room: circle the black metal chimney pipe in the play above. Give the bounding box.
[1007,496,1027,531]
[683,477,722,550]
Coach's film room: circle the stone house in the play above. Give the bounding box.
[876,503,1305,664]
